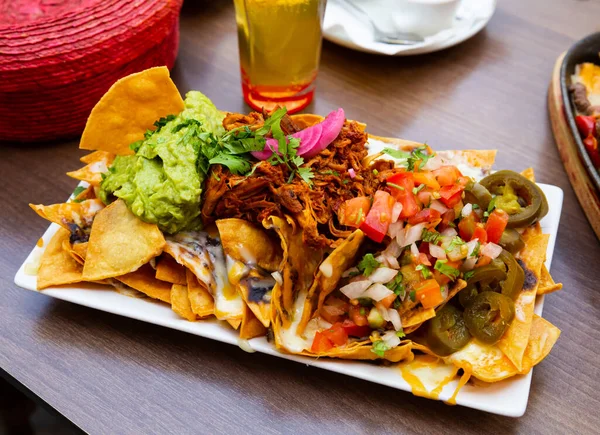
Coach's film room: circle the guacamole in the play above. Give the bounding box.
[100,91,225,234]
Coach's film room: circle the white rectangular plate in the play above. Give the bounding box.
[15,184,563,417]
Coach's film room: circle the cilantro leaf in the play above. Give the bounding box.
[72,186,86,198]
[209,154,251,175]
[464,270,475,281]
[434,259,460,280]
[409,290,416,302]
[415,264,432,279]
[396,329,406,338]
[412,184,425,195]
[298,167,315,186]
[421,229,441,244]
[407,146,434,171]
[446,236,466,252]
[471,241,481,257]
[382,148,411,160]
[358,253,380,277]
[371,340,390,357]
[154,114,176,131]
[386,274,405,299]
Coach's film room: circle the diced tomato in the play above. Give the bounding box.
[321,304,346,324]
[417,189,434,206]
[438,209,456,232]
[379,293,397,309]
[475,255,492,268]
[433,166,463,186]
[349,305,369,327]
[439,184,464,207]
[408,208,441,226]
[575,115,596,138]
[311,331,334,352]
[322,323,348,346]
[458,213,477,240]
[456,176,470,189]
[413,171,441,191]
[386,172,420,218]
[338,196,371,228]
[341,319,371,338]
[472,224,488,243]
[360,190,395,243]
[418,252,432,266]
[485,209,509,244]
[583,134,600,168]
[415,279,444,309]
[433,270,451,286]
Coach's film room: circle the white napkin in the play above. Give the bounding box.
[323,0,496,56]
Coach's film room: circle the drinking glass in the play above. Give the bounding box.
[233,0,327,113]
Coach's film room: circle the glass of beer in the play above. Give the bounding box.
[233,0,327,113]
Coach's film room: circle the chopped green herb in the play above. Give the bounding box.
[412,184,425,195]
[415,264,432,279]
[382,148,411,160]
[297,167,315,187]
[446,236,466,252]
[472,204,480,210]
[71,186,86,200]
[386,274,405,298]
[357,253,381,277]
[471,241,481,257]
[342,179,350,184]
[487,196,497,213]
[357,297,373,307]
[421,229,441,244]
[407,146,434,171]
[371,340,391,357]
[373,169,379,175]
[464,270,475,281]
[320,170,340,176]
[409,290,416,302]
[355,208,364,226]
[434,259,460,280]
[387,182,405,191]
[359,307,366,316]
[393,298,402,309]
[396,329,406,338]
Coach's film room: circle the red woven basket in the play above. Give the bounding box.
[0,0,184,142]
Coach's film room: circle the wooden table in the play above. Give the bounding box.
[2,0,599,433]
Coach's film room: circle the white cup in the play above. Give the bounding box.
[351,0,461,37]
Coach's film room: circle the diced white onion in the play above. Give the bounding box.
[396,227,406,247]
[387,220,404,239]
[363,283,394,301]
[319,261,333,278]
[271,271,283,286]
[423,154,444,171]
[463,257,477,271]
[430,200,449,214]
[383,255,400,270]
[391,202,403,223]
[481,242,503,259]
[388,309,402,331]
[404,223,426,246]
[466,239,479,257]
[440,285,449,300]
[441,227,457,237]
[429,243,447,259]
[317,318,333,329]
[340,280,372,299]
[382,239,402,259]
[376,303,391,321]
[368,267,398,284]
[447,244,469,262]
[410,242,420,259]
[382,330,401,348]
[461,203,473,217]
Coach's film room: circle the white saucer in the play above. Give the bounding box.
[323,0,496,56]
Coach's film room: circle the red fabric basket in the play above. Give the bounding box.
[0,0,184,142]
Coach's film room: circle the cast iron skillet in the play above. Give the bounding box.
[560,32,600,193]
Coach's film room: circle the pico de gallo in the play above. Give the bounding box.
[312,146,549,357]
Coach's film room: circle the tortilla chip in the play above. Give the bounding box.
[67,152,115,185]
[301,340,414,363]
[402,307,437,329]
[116,264,171,303]
[73,185,97,202]
[521,167,536,182]
[170,284,196,321]
[80,150,114,165]
[30,199,104,232]
[61,239,87,265]
[82,199,165,281]
[37,228,83,289]
[186,269,214,318]
[227,318,242,330]
[80,66,185,156]
[155,255,187,285]
[538,265,563,295]
[239,304,267,339]
[520,315,561,374]
[497,226,549,371]
[216,218,283,272]
[236,269,274,328]
[444,339,518,383]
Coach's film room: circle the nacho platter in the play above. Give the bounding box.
[15,67,564,417]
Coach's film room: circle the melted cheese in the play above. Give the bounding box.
[278,289,319,353]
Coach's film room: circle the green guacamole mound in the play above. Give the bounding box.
[99,91,225,234]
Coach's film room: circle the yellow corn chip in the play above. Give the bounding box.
[61,239,87,265]
[227,318,242,330]
[155,255,187,285]
[80,150,114,164]
[116,264,172,303]
[538,265,563,295]
[444,339,518,383]
[170,284,196,321]
[521,167,536,182]
[497,227,549,371]
[520,315,561,374]
[80,67,184,156]
[37,228,83,290]
[82,200,165,281]
[30,199,104,232]
[239,303,267,339]
[67,153,115,186]
[186,269,214,318]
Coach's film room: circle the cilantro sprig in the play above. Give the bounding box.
[358,253,380,277]
[434,259,460,280]
[371,340,390,357]
[382,145,434,171]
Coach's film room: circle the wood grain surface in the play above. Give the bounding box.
[2,0,600,433]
